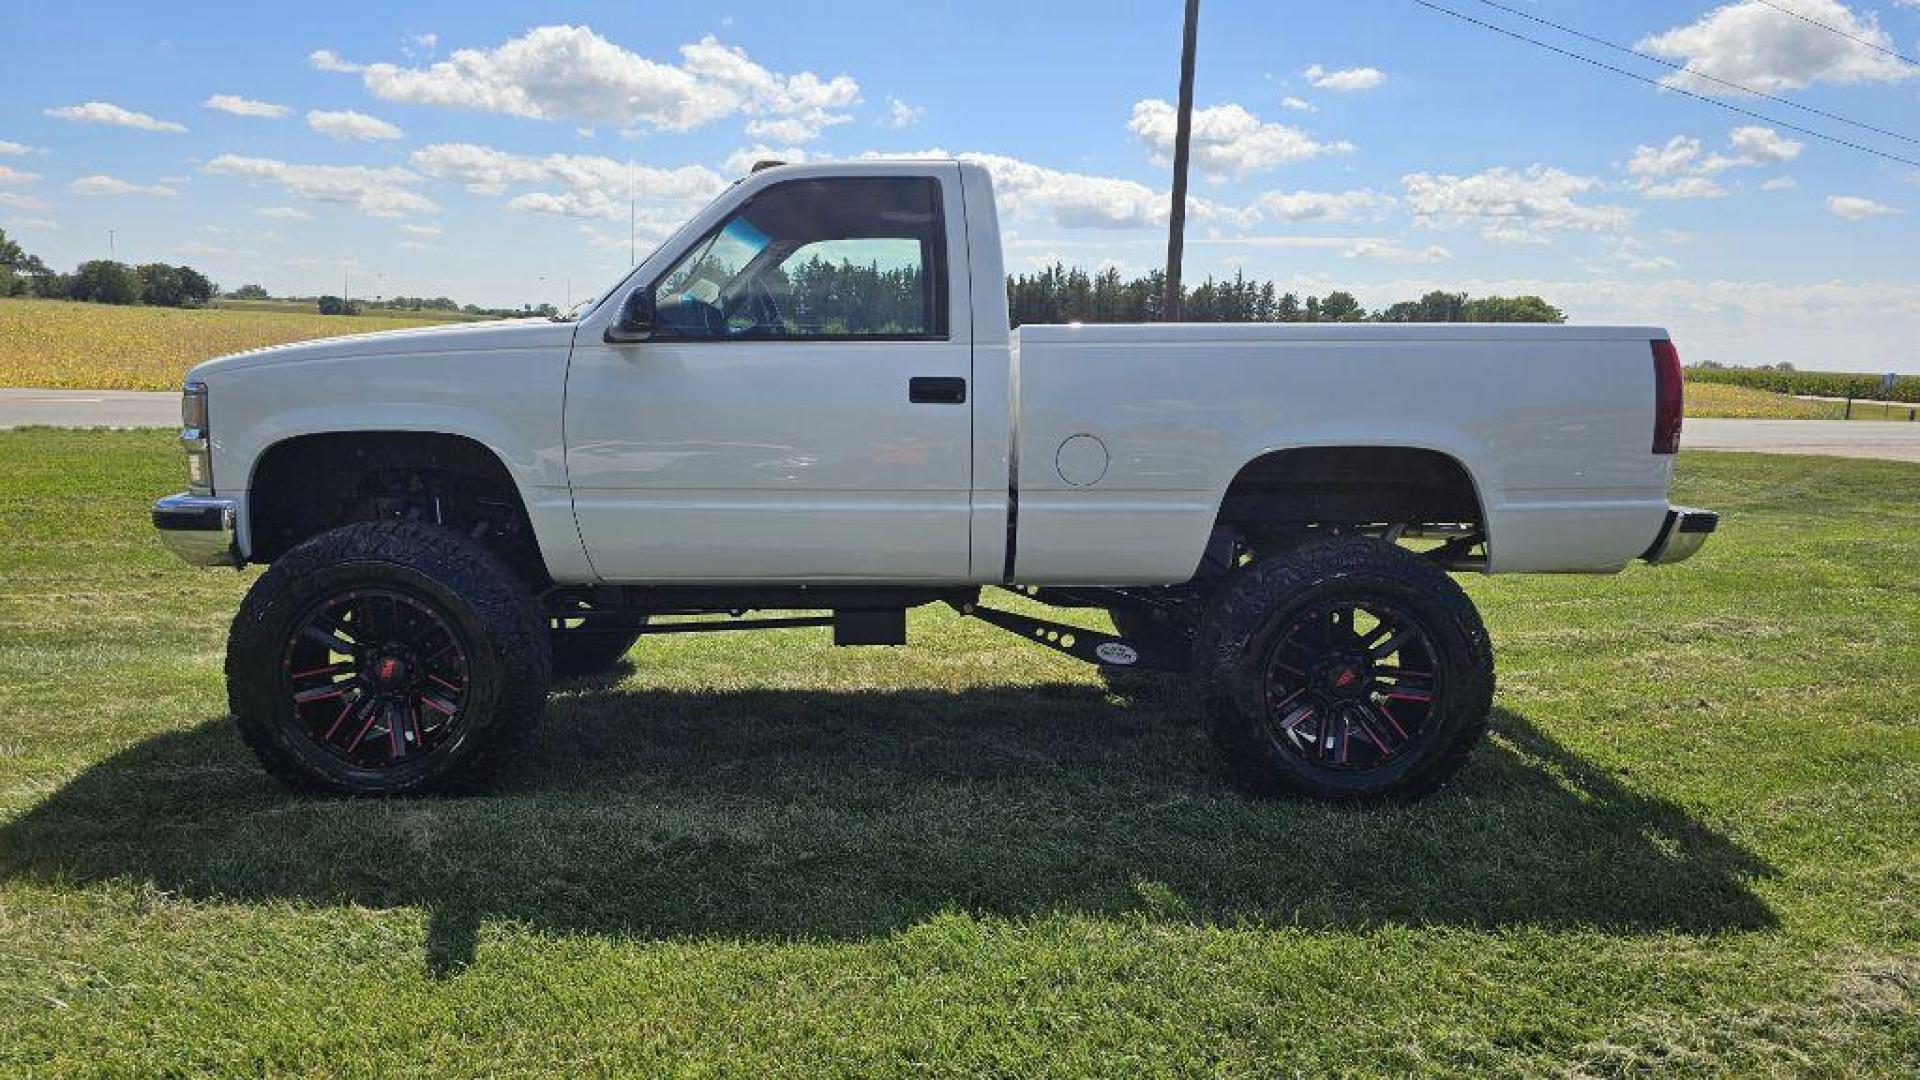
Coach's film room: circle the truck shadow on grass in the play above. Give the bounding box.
[0,682,1776,974]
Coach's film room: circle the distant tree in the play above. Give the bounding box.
[1320,290,1366,323]
[1459,294,1564,323]
[71,260,140,305]
[229,283,270,300]
[176,265,215,306]
[316,295,360,316]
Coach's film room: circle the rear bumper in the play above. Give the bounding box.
[152,493,241,567]
[1641,506,1718,565]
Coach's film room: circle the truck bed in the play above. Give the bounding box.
[1008,322,1674,583]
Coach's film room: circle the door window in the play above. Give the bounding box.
[648,176,947,341]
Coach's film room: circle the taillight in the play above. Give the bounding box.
[1652,339,1683,455]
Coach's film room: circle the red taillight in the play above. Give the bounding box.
[1652,339,1683,455]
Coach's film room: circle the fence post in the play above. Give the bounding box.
[1844,396,1852,420]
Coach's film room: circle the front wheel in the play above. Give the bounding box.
[1195,537,1494,801]
[226,521,552,796]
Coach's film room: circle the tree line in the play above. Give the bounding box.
[1007,264,1564,326]
[0,227,215,308]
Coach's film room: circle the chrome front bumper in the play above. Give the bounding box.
[152,493,241,567]
[1642,506,1719,565]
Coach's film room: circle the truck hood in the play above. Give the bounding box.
[188,317,577,380]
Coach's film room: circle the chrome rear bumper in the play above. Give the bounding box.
[152,493,241,567]
[1642,506,1718,565]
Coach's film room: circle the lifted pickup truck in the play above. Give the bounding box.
[154,160,1716,800]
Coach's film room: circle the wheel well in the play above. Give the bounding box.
[246,431,547,581]
[1215,446,1485,537]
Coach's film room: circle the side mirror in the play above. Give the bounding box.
[604,290,654,343]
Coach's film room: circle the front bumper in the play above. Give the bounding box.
[152,493,241,567]
[1641,505,1719,565]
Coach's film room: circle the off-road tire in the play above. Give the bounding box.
[1195,536,1493,801]
[550,615,645,677]
[227,520,551,796]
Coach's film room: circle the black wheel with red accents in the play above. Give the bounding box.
[1196,536,1493,801]
[227,520,551,796]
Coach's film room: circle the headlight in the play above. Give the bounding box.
[181,382,211,490]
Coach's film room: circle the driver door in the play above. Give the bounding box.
[563,167,976,583]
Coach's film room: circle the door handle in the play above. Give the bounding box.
[909,376,967,404]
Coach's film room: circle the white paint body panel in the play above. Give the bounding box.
[1011,323,1672,582]
[566,161,977,582]
[188,319,593,582]
[185,163,1678,589]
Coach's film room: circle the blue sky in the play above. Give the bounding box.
[3,0,1919,370]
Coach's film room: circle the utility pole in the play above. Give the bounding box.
[1163,0,1200,322]
[108,229,116,259]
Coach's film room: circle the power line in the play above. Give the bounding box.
[1406,0,1920,171]
[1467,0,1920,147]
[1747,0,1920,68]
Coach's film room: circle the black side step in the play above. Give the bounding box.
[946,599,1184,672]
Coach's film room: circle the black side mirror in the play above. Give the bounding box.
[604,290,654,343]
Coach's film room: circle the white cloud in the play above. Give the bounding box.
[1827,194,1900,220]
[69,174,177,196]
[202,154,436,217]
[1728,124,1803,165]
[1627,136,1711,179]
[1624,127,1802,199]
[409,142,726,221]
[399,222,443,236]
[7,217,58,230]
[1129,99,1352,179]
[880,97,925,128]
[1302,64,1386,91]
[307,49,361,73]
[1402,165,1633,242]
[255,205,312,220]
[311,26,859,137]
[0,164,40,187]
[205,94,290,118]
[44,101,187,133]
[1761,175,1798,191]
[1344,239,1451,263]
[723,145,809,174]
[1280,96,1316,113]
[401,31,438,61]
[1641,176,1728,200]
[0,192,50,210]
[1254,188,1388,222]
[743,109,848,143]
[307,108,405,141]
[0,140,39,155]
[1640,1,1916,93]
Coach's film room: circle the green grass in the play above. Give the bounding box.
[1,430,1915,1076]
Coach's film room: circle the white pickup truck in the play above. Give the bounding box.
[154,160,1715,800]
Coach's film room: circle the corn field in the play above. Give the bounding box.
[0,298,467,390]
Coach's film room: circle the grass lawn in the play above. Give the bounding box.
[1,430,1914,1076]
[0,298,478,391]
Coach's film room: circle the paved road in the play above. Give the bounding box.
[1685,419,1920,463]
[0,388,179,429]
[4,389,1920,462]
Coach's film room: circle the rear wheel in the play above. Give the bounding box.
[227,521,551,796]
[1196,537,1493,800]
